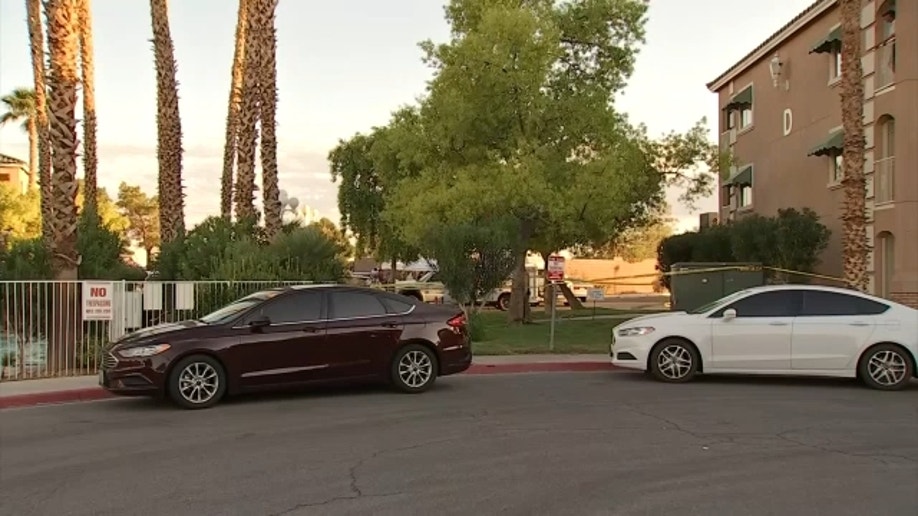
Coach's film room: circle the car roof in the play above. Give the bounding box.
[738,284,897,303]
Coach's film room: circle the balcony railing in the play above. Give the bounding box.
[875,156,895,204]
[875,38,896,90]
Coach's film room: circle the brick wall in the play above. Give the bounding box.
[890,292,918,309]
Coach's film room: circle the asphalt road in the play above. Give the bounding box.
[1,373,916,516]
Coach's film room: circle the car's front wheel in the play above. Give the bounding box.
[167,354,227,409]
[649,339,699,383]
[858,344,914,391]
[391,344,438,393]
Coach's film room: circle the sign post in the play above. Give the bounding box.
[586,287,605,320]
[82,281,114,321]
[546,256,566,352]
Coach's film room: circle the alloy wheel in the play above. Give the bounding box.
[178,362,220,405]
[656,344,693,380]
[867,350,908,388]
[398,350,433,388]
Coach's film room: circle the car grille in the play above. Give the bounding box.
[101,352,118,370]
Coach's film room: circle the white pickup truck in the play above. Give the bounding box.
[394,269,577,310]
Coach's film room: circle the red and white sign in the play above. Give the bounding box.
[546,255,566,281]
[82,281,114,321]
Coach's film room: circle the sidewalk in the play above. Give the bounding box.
[0,354,615,409]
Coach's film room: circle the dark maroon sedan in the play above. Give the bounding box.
[99,285,472,409]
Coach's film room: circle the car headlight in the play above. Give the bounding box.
[118,343,171,358]
[617,327,655,337]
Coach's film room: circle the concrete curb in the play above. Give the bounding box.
[0,361,619,409]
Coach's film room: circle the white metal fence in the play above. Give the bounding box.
[0,280,308,381]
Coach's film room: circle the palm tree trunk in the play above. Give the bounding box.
[77,0,98,216]
[149,0,186,245]
[44,0,80,277]
[839,0,868,292]
[260,0,281,238]
[45,0,81,375]
[26,0,54,244]
[233,0,264,224]
[26,118,38,189]
[220,0,248,220]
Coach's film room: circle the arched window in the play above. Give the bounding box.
[875,116,895,203]
[876,232,895,298]
[875,1,896,89]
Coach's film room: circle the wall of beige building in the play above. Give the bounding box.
[714,0,916,307]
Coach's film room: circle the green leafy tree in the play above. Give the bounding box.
[0,184,42,241]
[328,110,421,269]
[116,182,160,262]
[577,218,674,262]
[384,0,714,321]
[420,217,521,310]
[306,217,354,260]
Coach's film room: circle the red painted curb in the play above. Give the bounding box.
[0,361,619,409]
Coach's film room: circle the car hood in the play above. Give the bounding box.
[114,320,205,345]
[620,311,688,325]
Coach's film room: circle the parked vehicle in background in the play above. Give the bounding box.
[611,285,918,391]
[100,285,473,409]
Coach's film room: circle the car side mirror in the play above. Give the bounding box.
[722,308,737,321]
[249,315,271,328]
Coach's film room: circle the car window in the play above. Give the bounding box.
[330,290,388,319]
[712,290,802,318]
[199,290,285,324]
[800,291,890,316]
[689,289,751,314]
[251,291,323,324]
[377,293,417,314]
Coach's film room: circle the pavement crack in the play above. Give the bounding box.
[621,402,732,447]
[266,435,463,515]
[774,429,917,466]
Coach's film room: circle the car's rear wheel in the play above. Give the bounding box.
[858,344,913,391]
[167,354,227,409]
[391,344,438,393]
[649,339,699,383]
[497,293,510,311]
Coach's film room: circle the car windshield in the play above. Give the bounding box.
[198,290,284,325]
[687,289,750,315]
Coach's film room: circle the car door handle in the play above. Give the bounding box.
[849,322,870,327]
[769,321,789,326]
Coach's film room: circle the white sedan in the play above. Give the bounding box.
[611,285,918,390]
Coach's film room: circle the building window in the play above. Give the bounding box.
[721,185,731,207]
[830,49,842,81]
[0,173,10,182]
[740,107,753,129]
[831,154,844,183]
[739,185,753,207]
[875,116,895,203]
[877,232,894,298]
[725,110,735,130]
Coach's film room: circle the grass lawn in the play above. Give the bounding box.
[527,306,653,321]
[471,310,638,355]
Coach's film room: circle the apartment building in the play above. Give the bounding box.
[707,0,917,307]
[0,153,29,194]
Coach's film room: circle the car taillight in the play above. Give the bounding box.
[447,313,467,328]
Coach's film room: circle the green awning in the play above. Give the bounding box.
[724,166,753,186]
[808,130,844,156]
[810,26,842,54]
[723,87,753,111]
[878,0,896,17]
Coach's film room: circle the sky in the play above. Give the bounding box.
[0,0,816,234]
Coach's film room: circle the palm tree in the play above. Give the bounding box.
[839,0,868,291]
[149,0,186,244]
[77,0,98,216]
[0,88,37,189]
[44,0,81,279]
[233,0,265,224]
[259,0,281,238]
[25,0,53,244]
[220,0,248,220]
